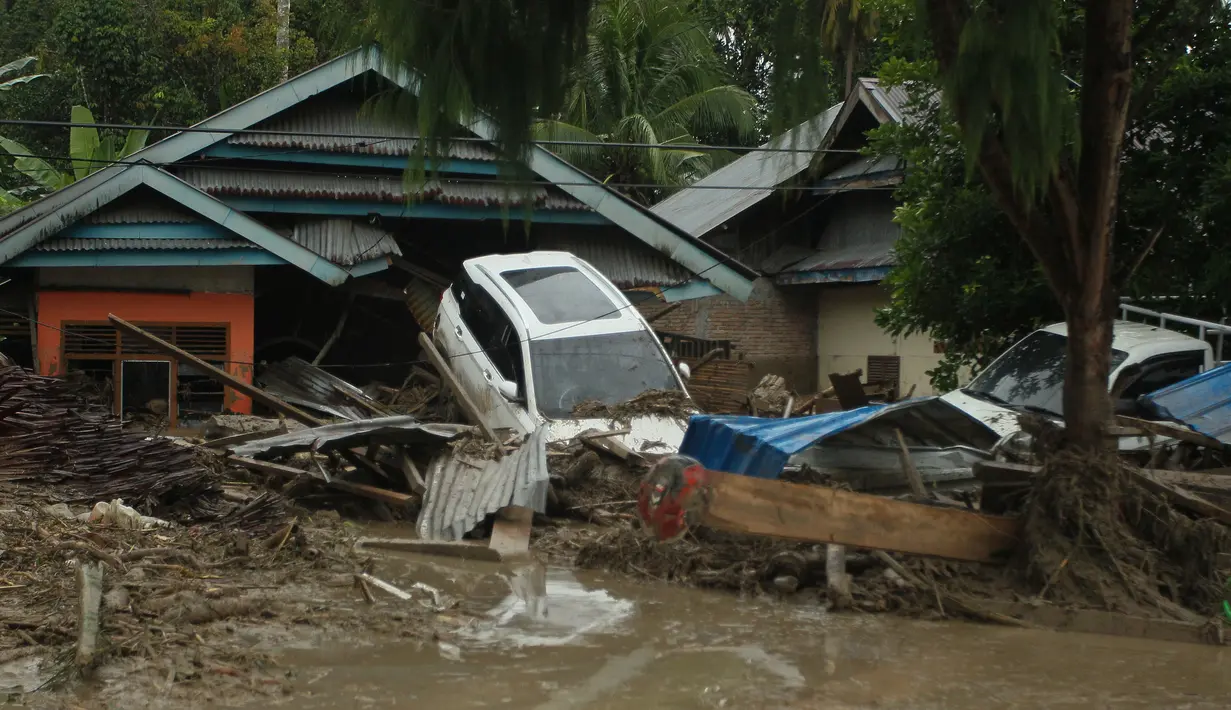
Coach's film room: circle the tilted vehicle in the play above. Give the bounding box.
[941,304,1231,444]
[434,251,693,453]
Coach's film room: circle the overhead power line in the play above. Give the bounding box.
[0,117,861,155]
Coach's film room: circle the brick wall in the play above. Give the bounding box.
[639,278,819,391]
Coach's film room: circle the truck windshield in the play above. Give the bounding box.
[529,330,679,418]
[964,331,1128,417]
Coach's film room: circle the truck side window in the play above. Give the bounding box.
[1116,351,1205,401]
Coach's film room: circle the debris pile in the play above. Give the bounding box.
[571,388,694,421]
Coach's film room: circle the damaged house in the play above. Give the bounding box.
[0,47,756,430]
[647,79,944,397]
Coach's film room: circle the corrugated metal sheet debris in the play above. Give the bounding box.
[290,219,401,265]
[1141,363,1231,443]
[85,201,199,224]
[821,154,904,182]
[258,356,381,421]
[229,416,472,458]
[678,397,998,479]
[405,277,441,333]
[230,97,499,162]
[780,241,896,273]
[175,167,590,211]
[417,428,550,541]
[33,237,257,252]
[650,103,843,238]
[780,192,901,273]
[536,232,691,287]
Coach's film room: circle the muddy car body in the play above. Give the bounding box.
[434,251,693,453]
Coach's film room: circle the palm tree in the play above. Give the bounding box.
[822,0,879,96]
[533,0,756,202]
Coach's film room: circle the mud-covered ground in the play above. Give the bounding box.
[0,506,470,708]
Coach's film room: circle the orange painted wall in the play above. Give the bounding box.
[36,291,254,413]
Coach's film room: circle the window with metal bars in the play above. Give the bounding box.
[866,355,902,396]
[63,322,228,359]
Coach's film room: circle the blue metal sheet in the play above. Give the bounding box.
[8,248,287,268]
[221,197,612,224]
[679,396,998,479]
[203,144,502,175]
[1141,363,1231,442]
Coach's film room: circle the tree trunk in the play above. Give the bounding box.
[277,0,291,82]
[844,26,857,95]
[1061,292,1115,450]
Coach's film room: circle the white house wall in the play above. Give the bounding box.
[816,283,942,396]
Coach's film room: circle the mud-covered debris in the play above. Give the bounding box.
[750,374,792,413]
[571,389,693,421]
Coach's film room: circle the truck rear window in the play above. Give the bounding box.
[502,266,621,324]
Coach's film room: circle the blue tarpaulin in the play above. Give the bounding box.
[679,397,997,479]
[1141,362,1231,443]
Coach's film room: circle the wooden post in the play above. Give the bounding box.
[825,544,851,610]
[894,428,931,498]
[227,455,414,509]
[75,562,104,670]
[399,446,427,494]
[312,296,352,366]
[417,332,500,447]
[489,505,533,557]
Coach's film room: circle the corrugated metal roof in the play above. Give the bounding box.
[416,428,550,541]
[1141,364,1231,443]
[678,397,997,479]
[175,167,590,210]
[405,277,441,332]
[229,416,471,458]
[290,219,401,265]
[650,103,844,238]
[85,202,199,224]
[230,96,499,162]
[859,78,906,123]
[258,356,382,420]
[33,237,256,252]
[822,153,904,182]
[781,192,900,273]
[535,232,691,288]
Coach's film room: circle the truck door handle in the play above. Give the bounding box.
[454,325,463,338]
[483,369,493,381]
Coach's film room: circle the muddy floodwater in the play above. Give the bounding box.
[248,547,1231,710]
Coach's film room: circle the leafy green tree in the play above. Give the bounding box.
[823,0,880,95]
[533,0,756,201]
[0,105,149,191]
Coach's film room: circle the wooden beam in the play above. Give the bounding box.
[108,314,325,427]
[1132,469,1231,525]
[1146,469,1231,496]
[417,332,500,448]
[399,446,426,494]
[972,600,1224,646]
[644,302,682,324]
[697,470,1021,563]
[227,455,412,509]
[332,383,392,417]
[1115,415,1226,450]
[354,537,503,563]
[894,428,931,498]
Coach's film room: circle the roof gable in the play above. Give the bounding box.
[0,47,755,299]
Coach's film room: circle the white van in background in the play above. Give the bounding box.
[433,251,693,453]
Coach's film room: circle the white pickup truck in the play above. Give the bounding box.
[941,304,1231,440]
[432,251,694,453]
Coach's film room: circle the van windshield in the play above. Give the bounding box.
[529,331,679,418]
[964,330,1128,417]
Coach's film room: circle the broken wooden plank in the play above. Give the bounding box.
[399,447,427,495]
[489,505,533,557]
[354,537,503,562]
[894,428,931,499]
[332,383,392,417]
[355,573,413,601]
[109,315,326,427]
[973,460,1039,484]
[825,544,851,610]
[227,455,413,509]
[75,562,103,669]
[417,332,500,448]
[697,470,1021,563]
[581,432,641,463]
[1132,469,1231,525]
[1146,469,1231,496]
[973,600,1225,646]
[691,348,724,373]
[644,302,682,324]
[1115,415,1226,450]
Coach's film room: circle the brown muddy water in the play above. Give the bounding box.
[246,548,1231,710]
